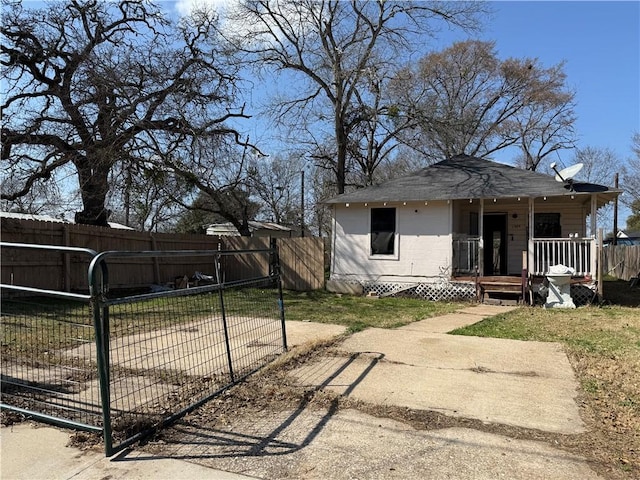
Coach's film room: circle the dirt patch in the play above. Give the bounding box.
[567,350,640,477]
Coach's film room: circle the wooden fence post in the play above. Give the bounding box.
[597,228,604,299]
[63,224,71,292]
[150,233,160,284]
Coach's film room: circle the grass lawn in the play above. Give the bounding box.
[281,290,466,332]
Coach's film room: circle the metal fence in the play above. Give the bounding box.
[0,242,287,456]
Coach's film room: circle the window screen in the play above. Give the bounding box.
[371,208,396,255]
[534,213,561,238]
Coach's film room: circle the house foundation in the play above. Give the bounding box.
[327,277,597,306]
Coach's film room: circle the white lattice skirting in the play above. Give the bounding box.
[359,280,597,305]
[361,281,477,302]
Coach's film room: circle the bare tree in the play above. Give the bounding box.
[626,200,640,232]
[154,136,263,236]
[247,153,305,226]
[173,188,261,235]
[619,132,640,232]
[344,65,416,186]
[570,146,623,232]
[106,161,189,232]
[222,0,487,193]
[573,146,622,185]
[623,132,640,207]
[1,0,249,226]
[389,40,576,168]
[308,166,336,237]
[0,172,68,216]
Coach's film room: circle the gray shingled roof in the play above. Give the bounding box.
[326,155,620,204]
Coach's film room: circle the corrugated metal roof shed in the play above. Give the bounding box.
[0,211,134,229]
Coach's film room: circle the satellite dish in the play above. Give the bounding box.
[551,162,584,184]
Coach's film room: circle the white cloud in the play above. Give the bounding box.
[174,0,234,17]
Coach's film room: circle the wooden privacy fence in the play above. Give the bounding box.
[602,245,640,281]
[1,217,324,291]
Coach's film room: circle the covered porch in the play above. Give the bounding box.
[450,190,616,302]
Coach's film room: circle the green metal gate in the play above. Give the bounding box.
[1,242,287,456]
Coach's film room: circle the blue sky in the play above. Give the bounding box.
[27,0,637,165]
[18,0,640,164]
[471,1,639,226]
[173,0,640,167]
[476,1,639,166]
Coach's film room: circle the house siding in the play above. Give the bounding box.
[532,199,586,238]
[331,201,452,283]
[331,196,591,283]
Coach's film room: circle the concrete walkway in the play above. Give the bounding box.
[291,305,585,434]
[1,305,601,479]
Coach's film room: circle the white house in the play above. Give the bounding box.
[326,155,620,302]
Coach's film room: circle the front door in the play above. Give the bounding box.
[483,214,507,276]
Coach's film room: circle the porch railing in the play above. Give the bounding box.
[529,238,596,277]
[452,235,480,275]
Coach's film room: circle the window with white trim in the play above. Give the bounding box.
[370,208,396,255]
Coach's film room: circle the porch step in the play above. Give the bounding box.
[480,282,522,293]
[478,277,524,304]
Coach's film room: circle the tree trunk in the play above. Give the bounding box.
[74,159,111,227]
[335,113,347,194]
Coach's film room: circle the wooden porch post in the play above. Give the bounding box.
[590,194,599,284]
[330,206,337,278]
[597,228,604,298]
[590,194,597,237]
[448,200,454,274]
[528,197,535,275]
[478,198,484,275]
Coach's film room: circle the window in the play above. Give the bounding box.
[470,212,479,236]
[371,208,396,255]
[534,213,561,238]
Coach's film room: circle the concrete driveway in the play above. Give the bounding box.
[291,306,585,434]
[1,305,602,480]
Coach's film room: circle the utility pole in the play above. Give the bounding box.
[613,173,618,246]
